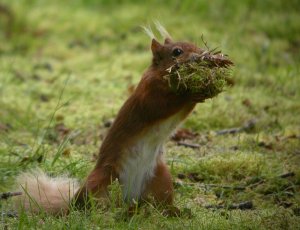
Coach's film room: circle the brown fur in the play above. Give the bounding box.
[144,158,174,205]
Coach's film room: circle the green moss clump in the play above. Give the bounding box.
[165,57,233,99]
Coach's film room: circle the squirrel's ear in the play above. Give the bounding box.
[151,39,163,54]
[164,38,172,44]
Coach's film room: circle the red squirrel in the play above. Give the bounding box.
[16,28,219,215]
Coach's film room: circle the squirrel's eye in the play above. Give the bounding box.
[172,48,184,57]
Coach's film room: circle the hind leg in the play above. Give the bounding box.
[73,166,116,209]
[144,161,174,206]
[143,161,181,216]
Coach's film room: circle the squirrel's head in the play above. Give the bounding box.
[151,38,204,70]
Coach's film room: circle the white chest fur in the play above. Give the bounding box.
[119,111,186,201]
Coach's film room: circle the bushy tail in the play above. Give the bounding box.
[15,169,79,215]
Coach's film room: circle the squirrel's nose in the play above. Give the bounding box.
[189,53,201,62]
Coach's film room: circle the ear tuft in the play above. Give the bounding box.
[154,21,172,40]
[142,26,156,39]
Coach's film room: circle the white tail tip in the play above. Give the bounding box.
[14,169,79,215]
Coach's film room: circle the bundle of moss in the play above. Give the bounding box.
[165,50,234,99]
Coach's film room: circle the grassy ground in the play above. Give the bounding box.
[1,0,300,229]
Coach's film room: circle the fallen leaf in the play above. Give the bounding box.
[171,128,197,141]
[177,173,186,179]
[62,148,71,157]
[242,98,252,107]
[187,172,203,182]
[103,119,114,128]
[20,156,30,163]
[55,114,64,122]
[55,123,70,136]
[0,123,11,132]
[258,141,273,150]
[40,94,50,102]
[33,62,53,72]
[127,84,135,95]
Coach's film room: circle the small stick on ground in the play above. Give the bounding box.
[0,192,22,200]
[247,172,295,189]
[178,181,246,191]
[247,180,265,189]
[1,211,18,218]
[177,141,200,149]
[279,172,295,178]
[215,119,256,135]
[198,183,246,191]
[205,201,253,210]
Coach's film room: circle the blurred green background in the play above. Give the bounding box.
[0,0,300,229]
